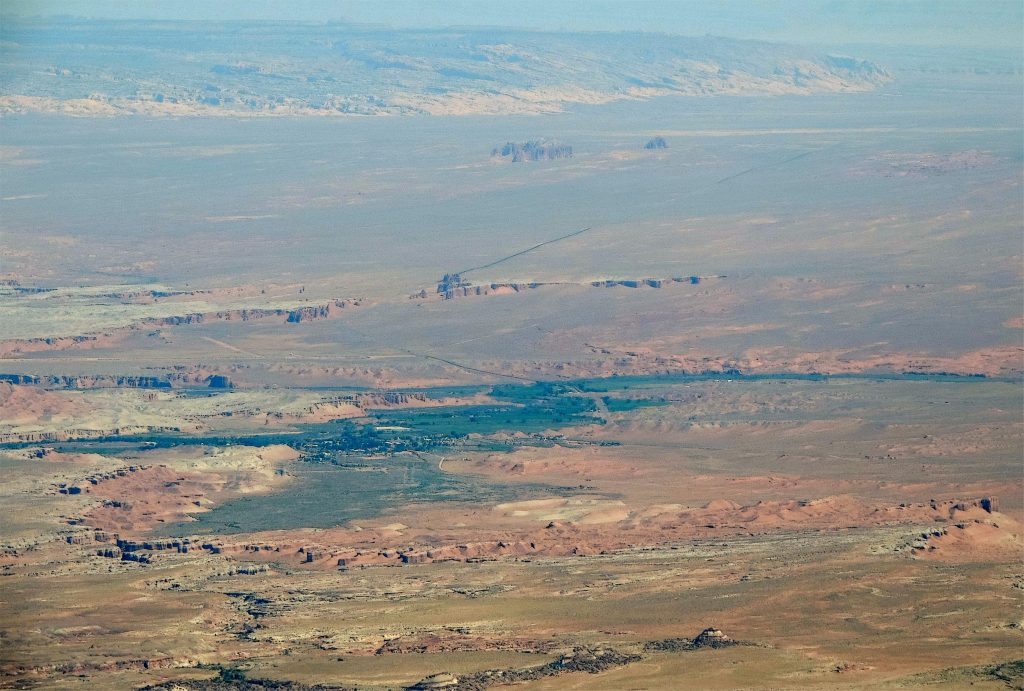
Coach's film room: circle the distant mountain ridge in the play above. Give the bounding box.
[0,20,891,117]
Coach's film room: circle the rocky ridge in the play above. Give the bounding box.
[407,628,738,690]
[56,496,1006,572]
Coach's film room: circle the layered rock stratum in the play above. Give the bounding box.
[0,21,890,117]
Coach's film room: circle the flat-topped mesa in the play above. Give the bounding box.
[286,299,356,323]
[437,273,469,296]
[692,627,733,648]
[206,374,233,389]
[436,281,537,300]
[492,140,573,162]
[644,627,738,653]
[422,274,719,300]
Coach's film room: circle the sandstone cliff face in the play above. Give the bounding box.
[0,334,121,358]
[0,374,38,385]
[0,299,362,357]
[424,275,716,300]
[285,299,357,323]
[141,299,360,327]
[0,425,180,444]
[0,374,172,389]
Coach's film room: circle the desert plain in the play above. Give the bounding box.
[0,15,1022,691]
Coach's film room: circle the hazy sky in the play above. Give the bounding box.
[3,0,1022,49]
